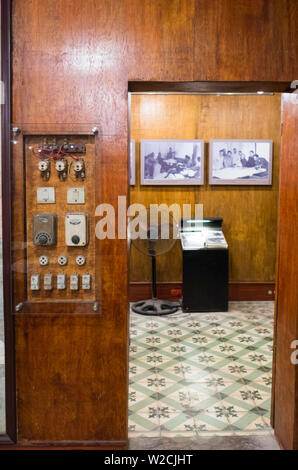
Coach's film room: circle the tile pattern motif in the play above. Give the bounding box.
[129,302,274,438]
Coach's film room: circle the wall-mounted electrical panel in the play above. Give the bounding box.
[23,134,97,302]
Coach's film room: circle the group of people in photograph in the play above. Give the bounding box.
[213,147,269,171]
[144,145,201,180]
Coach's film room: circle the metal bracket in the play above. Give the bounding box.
[15,303,23,312]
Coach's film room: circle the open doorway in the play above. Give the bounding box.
[127,84,289,449]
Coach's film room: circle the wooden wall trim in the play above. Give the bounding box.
[129,81,292,93]
[130,282,276,302]
[0,0,16,444]
[273,93,298,450]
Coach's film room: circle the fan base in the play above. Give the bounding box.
[132,298,180,316]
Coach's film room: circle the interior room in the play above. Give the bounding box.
[0,0,297,453]
[128,92,280,446]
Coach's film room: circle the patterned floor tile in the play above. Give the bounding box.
[129,301,274,437]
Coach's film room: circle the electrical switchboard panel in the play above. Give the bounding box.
[24,134,96,302]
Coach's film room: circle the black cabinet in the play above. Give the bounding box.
[182,248,229,312]
[180,218,229,312]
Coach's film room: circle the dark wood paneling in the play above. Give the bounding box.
[10,0,298,447]
[129,81,292,93]
[273,93,298,450]
[15,314,128,442]
[1,0,17,444]
[192,0,298,82]
[25,135,96,302]
[130,282,276,302]
[130,94,281,283]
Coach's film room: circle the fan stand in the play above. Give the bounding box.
[132,249,180,316]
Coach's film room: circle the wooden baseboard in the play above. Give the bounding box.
[130,282,275,302]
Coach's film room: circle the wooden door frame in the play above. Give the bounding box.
[128,80,294,443]
[0,0,295,447]
[0,0,17,444]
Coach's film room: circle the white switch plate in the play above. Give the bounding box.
[70,274,79,291]
[44,273,53,290]
[65,212,89,247]
[57,274,66,290]
[67,188,85,204]
[30,274,40,290]
[82,274,91,290]
[37,187,55,204]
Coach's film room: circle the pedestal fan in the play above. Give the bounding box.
[129,209,180,316]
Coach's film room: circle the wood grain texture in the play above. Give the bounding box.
[10,0,298,446]
[130,93,281,283]
[1,0,17,443]
[273,93,298,450]
[15,314,128,442]
[25,135,96,301]
[129,282,276,302]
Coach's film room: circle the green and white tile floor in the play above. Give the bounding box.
[129,301,274,438]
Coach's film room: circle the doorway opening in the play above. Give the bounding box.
[127,81,293,449]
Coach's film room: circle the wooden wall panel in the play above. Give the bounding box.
[273,93,298,450]
[15,313,127,442]
[193,0,298,81]
[10,0,297,446]
[25,136,96,302]
[130,94,281,283]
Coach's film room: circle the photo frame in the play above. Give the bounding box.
[140,139,205,186]
[130,139,136,185]
[209,139,273,185]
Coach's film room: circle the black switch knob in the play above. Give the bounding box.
[39,234,48,245]
[72,235,80,245]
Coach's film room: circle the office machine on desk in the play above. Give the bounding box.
[180,218,229,312]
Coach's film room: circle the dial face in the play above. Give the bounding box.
[34,232,52,246]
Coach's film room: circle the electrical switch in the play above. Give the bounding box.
[37,187,55,204]
[65,212,89,247]
[57,274,66,290]
[30,274,40,291]
[67,188,85,204]
[82,274,91,290]
[33,213,57,246]
[44,274,53,291]
[70,274,79,291]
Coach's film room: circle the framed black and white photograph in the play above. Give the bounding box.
[209,139,273,185]
[130,139,136,185]
[140,139,204,186]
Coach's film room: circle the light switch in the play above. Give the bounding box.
[65,212,89,247]
[57,274,66,290]
[82,274,91,290]
[70,274,79,291]
[44,274,53,291]
[37,187,55,204]
[30,274,40,291]
[67,188,85,204]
